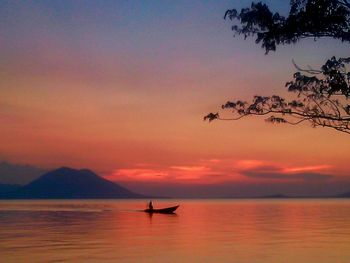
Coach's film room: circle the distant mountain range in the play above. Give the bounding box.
[260,193,350,199]
[259,194,291,199]
[0,183,20,194]
[337,192,350,198]
[0,167,146,199]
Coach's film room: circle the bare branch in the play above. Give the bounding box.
[209,1,350,135]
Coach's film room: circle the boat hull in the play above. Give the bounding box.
[144,205,179,214]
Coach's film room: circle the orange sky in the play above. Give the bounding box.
[0,1,349,196]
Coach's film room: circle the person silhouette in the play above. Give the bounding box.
[148,200,153,210]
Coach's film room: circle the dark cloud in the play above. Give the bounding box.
[244,165,280,173]
[0,162,46,185]
[242,170,333,181]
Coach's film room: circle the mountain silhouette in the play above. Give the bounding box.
[337,191,350,198]
[0,183,20,194]
[0,167,145,199]
[259,194,291,198]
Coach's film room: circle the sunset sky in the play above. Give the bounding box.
[1,0,350,197]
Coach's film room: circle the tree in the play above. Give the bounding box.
[205,0,350,134]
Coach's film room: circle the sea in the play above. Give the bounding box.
[1,199,350,263]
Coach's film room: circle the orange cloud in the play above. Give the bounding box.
[110,168,169,181]
[170,166,208,172]
[236,160,265,169]
[104,158,338,185]
[283,165,331,173]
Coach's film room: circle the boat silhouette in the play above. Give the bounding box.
[144,205,179,214]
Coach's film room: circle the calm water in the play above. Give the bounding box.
[1,199,350,263]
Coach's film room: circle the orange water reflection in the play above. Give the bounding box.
[1,199,350,263]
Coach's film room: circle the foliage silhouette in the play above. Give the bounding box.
[205,0,350,134]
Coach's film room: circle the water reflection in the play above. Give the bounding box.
[1,199,350,263]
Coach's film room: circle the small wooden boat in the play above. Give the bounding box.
[144,205,179,214]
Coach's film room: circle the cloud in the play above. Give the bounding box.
[236,160,265,169]
[107,159,344,198]
[109,168,169,181]
[0,161,46,184]
[240,163,334,181]
[283,165,331,173]
[242,171,333,181]
[107,161,230,183]
[107,158,337,185]
[235,160,335,182]
[170,166,207,172]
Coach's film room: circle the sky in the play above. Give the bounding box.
[1,0,350,197]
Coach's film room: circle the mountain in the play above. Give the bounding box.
[259,194,291,198]
[0,167,145,199]
[337,191,350,198]
[0,183,20,194]
[0,161,45,184]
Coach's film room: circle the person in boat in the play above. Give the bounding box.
[148,200,153,210]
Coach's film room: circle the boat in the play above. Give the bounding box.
[144,205,179,214]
